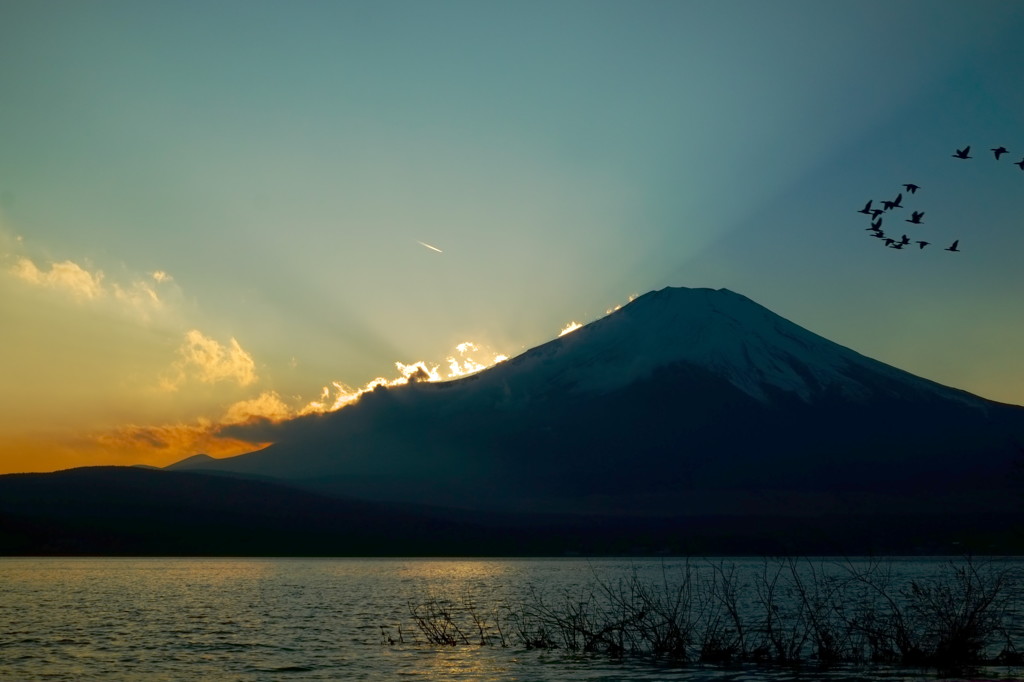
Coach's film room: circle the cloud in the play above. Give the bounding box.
[162,329,258,390]
[215,338,515,446]
[296,340,509,416]
[92,419,266,460]
[88,393,292,466]
[11,257,104,299]
[35,337,515,471]
[222,391,292,425]
[605,294,638,315]
[8,255,176,320]
[559,321,583,337]
[111,276,165,312]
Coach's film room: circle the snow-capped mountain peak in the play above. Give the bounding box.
[485,286,964,404]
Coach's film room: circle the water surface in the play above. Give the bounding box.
[1,557,1020,681]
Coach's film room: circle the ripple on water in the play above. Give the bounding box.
[1,557,1022,682]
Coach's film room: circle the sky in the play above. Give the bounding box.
[2,0,1024,474]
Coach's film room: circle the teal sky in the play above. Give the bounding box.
[2,0,1024,472]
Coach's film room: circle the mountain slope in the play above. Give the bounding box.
[172,287,1024,518]
[469,286,977,403]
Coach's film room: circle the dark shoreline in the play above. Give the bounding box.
[2,466,1021,557]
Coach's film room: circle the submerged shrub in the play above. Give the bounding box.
[401,556,1023,673]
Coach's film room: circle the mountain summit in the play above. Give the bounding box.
[172,287,1024,520]
[466,287,974,403]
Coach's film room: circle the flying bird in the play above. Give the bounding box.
[881,192,903,211]
[953,146,971,159]
[869,208,885,218]
[945,240,960,252]
[899,234,910,246]
[916,240,930,249]
[1015,158,1024,171]
[857,200,874,215]
[870,217,883,230]
[992,146,1009,160]
[905,211,924,224]
[416,240,443,253]
[888,241,905,249]
[903,183,920,194]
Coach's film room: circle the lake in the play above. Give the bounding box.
[1,557,1021,681]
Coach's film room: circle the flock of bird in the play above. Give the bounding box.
[856,188,955,252]
[857,144,1022,253]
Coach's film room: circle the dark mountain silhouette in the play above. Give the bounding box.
[169,287,1024,530]
[1,463,1019,556]
[0,467,497,556]
[5,287,1023,556]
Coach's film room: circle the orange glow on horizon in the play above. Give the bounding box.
[0,291,658,475]
[0,428,268,474]
[0,340,516,474]
[1,238,645,475]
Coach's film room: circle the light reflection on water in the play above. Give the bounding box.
[0,557,1020,681]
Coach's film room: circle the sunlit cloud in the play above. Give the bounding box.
[298,340,508,416]
[8,255,176,320]
[83,341,512,466]
[559,321,583,336]
[88,393,291,465]
[11,257,105,300]
[605,293,638,315]
[111,278,163,314]
[446,341,489,376]
[92,420,267,461]
[222,390,292,425]
[162,329,257,390]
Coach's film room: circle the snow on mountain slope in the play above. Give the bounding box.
[471,286,979,405]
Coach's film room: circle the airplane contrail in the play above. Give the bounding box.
[417,240,443,253]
